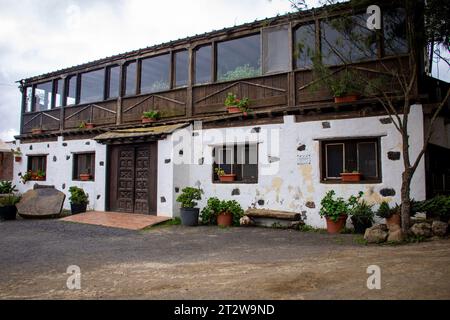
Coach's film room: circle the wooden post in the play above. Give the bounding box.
[116,61,125,125]
[186,46,194,117]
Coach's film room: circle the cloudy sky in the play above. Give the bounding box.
[0,0,448,141]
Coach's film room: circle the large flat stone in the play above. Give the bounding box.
[16,187,66,219]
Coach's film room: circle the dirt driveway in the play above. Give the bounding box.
[0,219,449,299]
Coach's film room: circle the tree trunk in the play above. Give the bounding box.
[400,169,412,233]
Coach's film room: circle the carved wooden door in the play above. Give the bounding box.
[109,143,157,215]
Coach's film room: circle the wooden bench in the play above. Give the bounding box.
[244,209,304,228]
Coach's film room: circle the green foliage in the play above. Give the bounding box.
[176,187,203,209]
[200,197,244,226]
[0,194,21,207]
[18,171,32,184]
[0,181,17,194]
[36,170,46,178]
[376,201,399,219]
[224,92,251,111]
[214,167,226,177]
[297,224,327,233]
[319,190,363,222]
[311,56,363,97]
[350,200,374,224]
[79,121,86,129]
[218,64,261,82]
[413,195,450,220]
[68,186,89,205]
[11,147,22,156]
[142,110,161,119]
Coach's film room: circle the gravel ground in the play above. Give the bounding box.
[0,219,449,299]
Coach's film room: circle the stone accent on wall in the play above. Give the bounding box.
[322,122,331,129]
[305,201,315,209]
[387,151,401,160]
[53,156,57,162]
[251,127,261,133]
[232,188,240,196]
[380,188,396,197]
[164,159,171,164]
[160,196,166,203]
[257,199,265,206]
[297,144,306,151]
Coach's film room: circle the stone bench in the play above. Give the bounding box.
[244,209,304,228]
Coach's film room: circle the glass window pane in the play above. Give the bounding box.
[34,81,52,111]
[54,79,63,108]
[195,45,211,84]
[217,34,261,82]
[108,66,120,99]
[321,14,377,65]
[326,144,344,178]
[383,8,408,56]
[175,50,189,87]
[80,69,105,104]
[141,54,170,93]
[66,75,77,106]
[263,25,289,74]
[25,87,32,112]
[358,142,377,177]
[125,62,137,96]
[294,23,316,69]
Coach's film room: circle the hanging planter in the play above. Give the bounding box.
[79,173,91,181]
[85,123,95,129]
[142,110,161,123]
[32,128,43,135]
[334,94,359,104]
[227,106,241,114]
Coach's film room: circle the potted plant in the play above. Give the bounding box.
[176,187,203,226]
[215,167,236,183]
[340,170,362,182]
[319,190,362,234]
[377,201,401,228]
[224,92,251,115]
[0,194,21,220]
[68,186,89,215]
[35,170,46,181]
[32,127,43,135]
[142,110,161,123]
[79,169,92,181]
[11,147,22,162]
[350,200,374,233]
[200,197,244,227]
[18,171,32,184]
[0,181,17,195]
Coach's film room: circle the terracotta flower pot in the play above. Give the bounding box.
[14,156,22,162]
[218,174,236,183]
[325,214,348,234]
[32,128,43,135]
[79,173,91,181]
[217,212,233,227]
[340,173,362,182]
[85,123,95,129]
[142,117,156,124]
[227,106,241,114]
[386,213,401,228]
[334,95,359,103]
[35,176,45,181]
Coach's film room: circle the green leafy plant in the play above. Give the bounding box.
[350,200,374,224]
[319,190,363,222]
[0,181,17,194]
[18,171,32,184]
[36,170,46,178]
[142,110,161,120]
[218,64,261,82]
[376,201,399,219]
[412,195,450,220]
[200,197,244,226]
[224,92,251,111]
[214,168,226,177]
[0,194,21,207]
[68,186,89,205]
[176,187,203,209]
[79,121,86,129]
[11,147,22,156]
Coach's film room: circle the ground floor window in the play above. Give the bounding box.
[27,155,47,181]
[213,143,258,183]
[321,138,381,183]
[73,152,95,181]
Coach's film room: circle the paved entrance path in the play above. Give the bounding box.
[0,219,449,299]
[60,211,170,230]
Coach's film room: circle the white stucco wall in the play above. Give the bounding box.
[12,105,426,227]
[168,105,426,228]
[12,136,107,211]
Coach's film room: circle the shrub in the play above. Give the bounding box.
[350,200,374,222]
[142,110,161,119]
[176,187,203,209]
[200,197,244,226]
[414,195,450,220]
[376,201,399,219]
[0,194,21,207]
[68,186,89,205]
[0,181,17,194]
[319,190,363,222]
